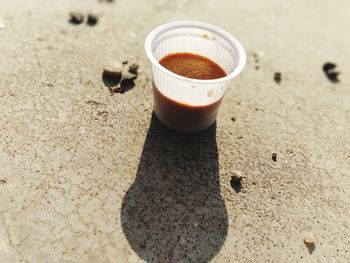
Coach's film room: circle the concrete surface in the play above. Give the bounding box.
[0,0,350,262]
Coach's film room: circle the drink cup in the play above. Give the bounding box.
[145,21,246,133]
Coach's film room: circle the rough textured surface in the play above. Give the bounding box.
[0,0,350,262]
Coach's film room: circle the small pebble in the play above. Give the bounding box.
[304,232,316,245]
[274,72,282,84]
[230,173,243,193]
[303,232,316,253]
[122,71,137,81]
[103,61,138,93]
[323,63,336,72]
[102,61,123,87]
[103,60,139,93]
[69,12,84,25]
[103,61,123,78]
[272,153,277,162]
[87,14,98,26]
[323,62,340,83]
[129,63,139,74]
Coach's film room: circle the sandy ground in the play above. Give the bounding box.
[0,0,350,262]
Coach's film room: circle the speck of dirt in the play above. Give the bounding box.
[87,14,98,26]
[86,100,105,107]
[231,117,236,122]
[272,153,277,162]
[323,62,340,83]
[230,174,243,193]
[129,63,139,75]
[108,87,116,95]
[69,12,84,25]
[274,72,282,84]
[0,179,7,184]
[97,111,108,121]
[323,63,336,72]
[122,61,128,65]
[252,53,260,70]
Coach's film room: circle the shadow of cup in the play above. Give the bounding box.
[121,114,228,262]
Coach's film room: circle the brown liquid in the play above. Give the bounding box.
[154,53,227,133]
[159,52,226,80]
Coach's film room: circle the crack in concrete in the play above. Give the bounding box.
[2,213,28,262]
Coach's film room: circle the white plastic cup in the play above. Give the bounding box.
[145,21,246,133]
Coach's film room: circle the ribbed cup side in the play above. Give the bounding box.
[153,84,221,133]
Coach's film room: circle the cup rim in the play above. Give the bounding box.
[145,20,246,84]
